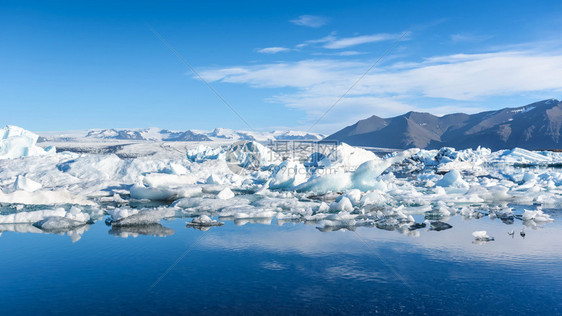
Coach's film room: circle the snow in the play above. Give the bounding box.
[75,127,324,142]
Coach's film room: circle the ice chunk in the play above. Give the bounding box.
[436,170,469,189]
[0,207,89,224]
[185,215,224,229]
[14,175,42,192]
[343,189,362,206]
[206,174,224,185]
[351,149,419,190]
[33,216,87,231]
[172,196,251,212]
[166,163,188,175]
[429,221,452,231]
[330,197,354,212]
[360,191,387,206]
[0,125,55,159]
[129,184,202,201]
[107,207,176,226]
[495,148,552,164]
[0,189,94,205]
[217,187,235,200]
[57,154,124,181]
[317,143,378,171]
[142,173,197,188]
[472,230,494,242]
[269,159,308,189]
[522,209,554,222]
[296,172,352,193]
[186,145,224,161]
[224,141,281,170]
[219,205,277,219]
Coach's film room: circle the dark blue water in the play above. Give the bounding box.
[1,215,561,315]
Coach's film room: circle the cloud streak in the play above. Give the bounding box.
[257,47,291,54]
[323,33,404,49]
[290,15,328,28]
[450,33,493,43]
[199,49,562,131]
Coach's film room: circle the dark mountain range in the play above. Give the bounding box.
[326,99,562,150]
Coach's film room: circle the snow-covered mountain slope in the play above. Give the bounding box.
[39,127,324,142]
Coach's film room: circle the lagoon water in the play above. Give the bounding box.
[1,210,561,315]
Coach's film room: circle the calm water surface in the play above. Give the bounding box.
[1,211,561,315]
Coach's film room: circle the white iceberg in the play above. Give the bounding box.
[0,125,55,159]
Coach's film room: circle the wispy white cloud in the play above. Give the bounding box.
[313,51,366,56]
[323,33,404,49]
[257,46,291,54]
[198,49,562,131]
[450,33,493,43]
[290,15,329,28]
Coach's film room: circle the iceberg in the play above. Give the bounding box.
[0,125,55,159]
[14,175,42,192]
[436,170,469,189]
[0,207,90,224]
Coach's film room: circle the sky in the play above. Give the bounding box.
[1,0,562,133]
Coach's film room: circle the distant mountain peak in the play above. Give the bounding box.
[43,127,325,143]
[326,99,562,150]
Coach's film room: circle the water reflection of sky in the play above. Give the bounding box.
[0,213,561,314]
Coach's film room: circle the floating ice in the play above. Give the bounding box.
[436,170,469,189]
[219,205,277,220]
[0,207,90,224]
[34,216,87,231]
[107,207,176,226]
[522,209,553,222]
[129,184,202,201]
[472,230,494,242]
[185,215,224,229]
[0,189,95,205]
[0,125,55,159]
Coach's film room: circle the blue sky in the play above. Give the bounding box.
[1,0,562,133]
